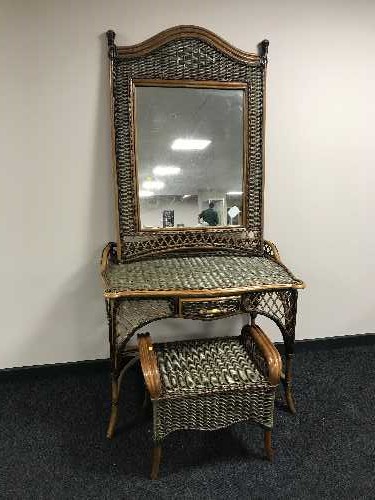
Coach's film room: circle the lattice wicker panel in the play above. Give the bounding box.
[116,299,175,346]
[111,36,265,261]
[242,289,298,351]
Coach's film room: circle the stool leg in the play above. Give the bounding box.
[151,444,162,480]
[264,430,274,462]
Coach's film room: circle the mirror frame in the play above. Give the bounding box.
[131,79,249,232]
[106,26,269,262]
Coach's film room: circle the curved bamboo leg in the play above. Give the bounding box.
[264,430,274,462]
[107,378,119,439]
[284,354,296,414]
[106,355,140,439]
[151,444,162,480]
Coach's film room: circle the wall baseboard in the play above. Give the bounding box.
[276,332,375,354]
[1,333,374,378]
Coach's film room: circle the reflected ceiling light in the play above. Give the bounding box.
[142,180,165,190]
[171,139,211,150]
[153,166,181,176]
[226,191,243,195]
[182,194,192,199]
[139,190,155,198]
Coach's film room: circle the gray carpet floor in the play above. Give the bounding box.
[1,341,374,499]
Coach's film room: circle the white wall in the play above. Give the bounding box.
[1,0,374,368]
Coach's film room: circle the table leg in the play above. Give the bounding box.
[107,377,119,438]
[284,353,296,414]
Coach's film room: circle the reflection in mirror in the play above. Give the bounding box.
[135,84,245,229]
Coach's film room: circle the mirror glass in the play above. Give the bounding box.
[135,84,245,229]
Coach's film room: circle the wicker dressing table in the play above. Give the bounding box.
[101,26,305,439]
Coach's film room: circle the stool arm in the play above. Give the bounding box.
[137,333,162,399]
[241,324,282,385]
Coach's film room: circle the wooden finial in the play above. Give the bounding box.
[106,30,117,60]
[259,39,269,67]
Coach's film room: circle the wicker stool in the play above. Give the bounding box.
[138,324,282,479]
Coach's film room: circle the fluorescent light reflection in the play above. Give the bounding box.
[153,166,181,176]
[142,180,165,190]
[139,190,154,198]
[226,191,243,195]
[171,139,211,151]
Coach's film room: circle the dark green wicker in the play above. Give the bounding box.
[110,34,265,261]
[103,254,303,294]
[152,335,277,442]
[102,29,304,443]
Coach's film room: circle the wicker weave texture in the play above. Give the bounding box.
[116,299,174,345]
[153,389,275,441]
[112,36,265,261]
[104,255,303,293]
[152,336,276,441]
[155,337,265,397]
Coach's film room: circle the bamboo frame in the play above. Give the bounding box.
[244,323,282,385]
[115,25,261,64]
[103,282,304,300]
[138,333,162,399]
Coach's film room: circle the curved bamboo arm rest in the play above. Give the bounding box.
[241,324,282,385]
[264,240,306,289]
[100,242,117,275]
[263,240,282,264]
[137,333,162,399]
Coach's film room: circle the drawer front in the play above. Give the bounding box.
[179,296,242,320]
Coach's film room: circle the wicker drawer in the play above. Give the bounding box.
[179,296,242,320]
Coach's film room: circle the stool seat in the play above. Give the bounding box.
[155,337,266,398]
[138,325,282,479]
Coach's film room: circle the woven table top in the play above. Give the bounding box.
[103,254,304,297]
[155,337,266,398]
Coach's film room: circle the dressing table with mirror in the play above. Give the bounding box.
[100,26,305,439]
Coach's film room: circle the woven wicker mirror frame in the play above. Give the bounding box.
[106,26,269,262]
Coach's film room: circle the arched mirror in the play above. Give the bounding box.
[107,27,268,261]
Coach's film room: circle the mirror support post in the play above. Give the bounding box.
[259,39,269,68]
[106,30,118,60]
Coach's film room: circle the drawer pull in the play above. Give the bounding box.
[198,307,226,315]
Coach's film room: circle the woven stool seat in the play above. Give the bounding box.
[155,337,266,398]
[138,325,282,478]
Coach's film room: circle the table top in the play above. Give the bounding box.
[102,253,304,298]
